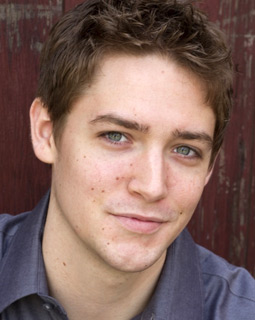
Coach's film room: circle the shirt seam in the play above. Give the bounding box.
[202,271,255,303]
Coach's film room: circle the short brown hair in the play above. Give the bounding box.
[37,0,233,166]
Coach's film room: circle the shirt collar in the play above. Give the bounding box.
[0,192,50,313]
[137,229,204,320]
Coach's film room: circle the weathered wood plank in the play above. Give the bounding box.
[0,1,63,213]
[189,0,255,275]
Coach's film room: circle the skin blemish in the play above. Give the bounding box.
[116,177,119,180]
[63,262,66,266]
[91,187,94,191]
[102,228,105,231]
[101,190,105,193]
[180,211,183,215]
[83,155,86,158]
[130,163,133,167]
[107,242,110,245]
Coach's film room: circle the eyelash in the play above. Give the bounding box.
[100,131,130,145]
[174,145,201,159]
[99,131,202,159]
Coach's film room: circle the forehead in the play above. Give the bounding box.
[91,53,208,101]
[62,54,215,140]
[87,54,211,113]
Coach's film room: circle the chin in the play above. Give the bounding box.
[102,247,167,274]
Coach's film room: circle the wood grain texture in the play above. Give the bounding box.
[189,0,255,275]
[0,1,63,213]
[0,0,254,275]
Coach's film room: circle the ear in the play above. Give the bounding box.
[204,168,213,186]
[30,98,56,164]
[204,157,218,186]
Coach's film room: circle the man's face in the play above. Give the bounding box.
[48,54,215,272]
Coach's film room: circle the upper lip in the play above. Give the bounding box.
[112,213,165,223]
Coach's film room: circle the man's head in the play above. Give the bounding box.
[36,0,233,167]
[30,0,233,273]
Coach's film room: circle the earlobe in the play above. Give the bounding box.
[204,160,217,186]
[205,152,220,186]
[205,168,213,186]
[30,98,56,164]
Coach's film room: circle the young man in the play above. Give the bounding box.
[0,0,255,319]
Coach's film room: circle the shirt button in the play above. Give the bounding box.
[43,303,52,311]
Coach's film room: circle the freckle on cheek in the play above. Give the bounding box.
[91,187,94,191]
[130,163,133,167]
[116,177,119,180]
[63,262,66,266]
[101,190,105,193]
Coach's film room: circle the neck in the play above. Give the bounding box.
[42,203,166,320]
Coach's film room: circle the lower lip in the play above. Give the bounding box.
[113,216,162,234]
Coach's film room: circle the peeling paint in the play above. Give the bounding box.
[243,34,255,48]
[218,148,226,186]
[0,3,62,52]
[232,231,245,261]
[246,54,254,79]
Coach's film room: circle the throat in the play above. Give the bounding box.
[43,236,165,320]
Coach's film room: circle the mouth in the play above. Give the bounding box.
[112,214,164,234]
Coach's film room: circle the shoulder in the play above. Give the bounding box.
[0,212,31,259]
[197,245,255,320]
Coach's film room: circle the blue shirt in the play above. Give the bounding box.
[1,192,255,319]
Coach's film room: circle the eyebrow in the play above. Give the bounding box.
[173,129,213,148]
[89,114,213,148]
[89,113,150,133]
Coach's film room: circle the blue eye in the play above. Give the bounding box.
[175,146,198,157]
[106,131,123,142]
[103,131,129,144]
[176,146,191,155]
[107,132,124,142]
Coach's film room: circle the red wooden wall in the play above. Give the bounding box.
[189,0,255,276]
[0,0,255,276]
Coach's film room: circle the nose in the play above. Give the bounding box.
[127,149,168,202]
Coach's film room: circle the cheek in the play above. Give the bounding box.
[174,176,206,213]
[68,155,129,196]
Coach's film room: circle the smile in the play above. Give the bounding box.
[112,214,163,234]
